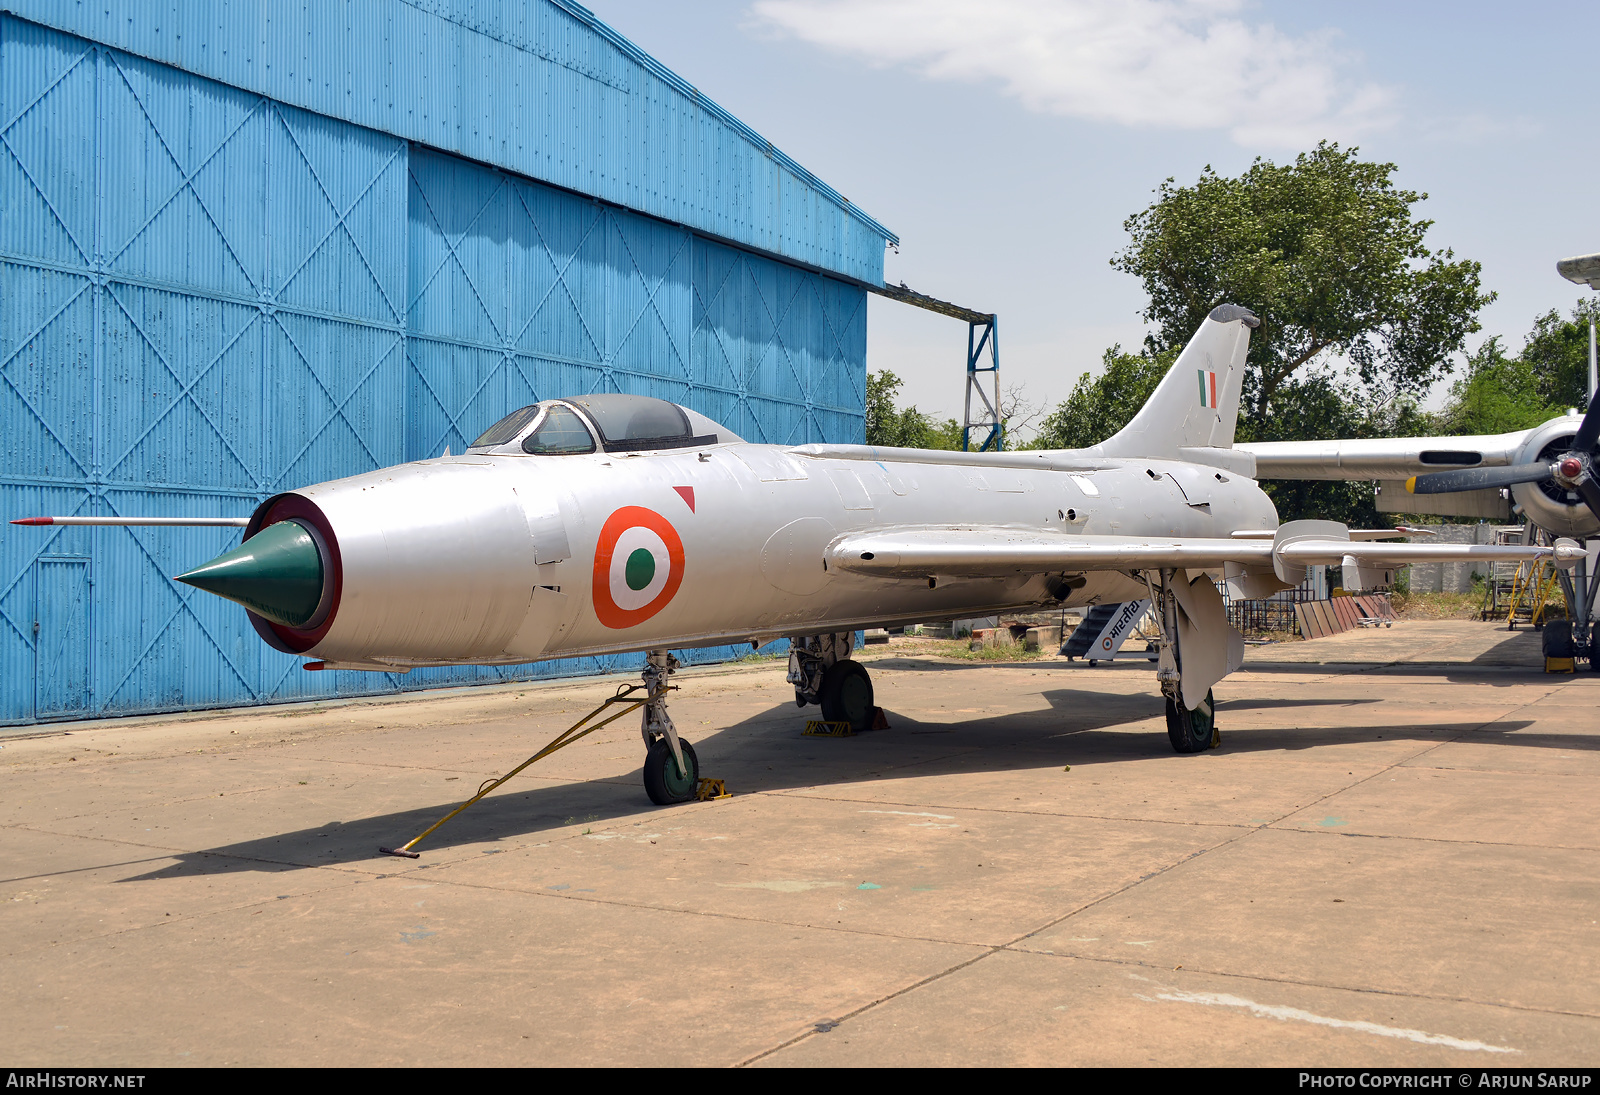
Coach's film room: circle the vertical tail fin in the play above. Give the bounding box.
[1092,304,1257,458]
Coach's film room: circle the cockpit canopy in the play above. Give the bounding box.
[469,394,740,455]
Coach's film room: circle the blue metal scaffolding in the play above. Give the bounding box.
[868,282,1001,452]
[962,316,1002,453]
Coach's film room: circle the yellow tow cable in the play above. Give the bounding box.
[378,681,661,858]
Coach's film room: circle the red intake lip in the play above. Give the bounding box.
[244,494,344,654]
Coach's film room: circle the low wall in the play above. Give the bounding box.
[1404,524,1511,593]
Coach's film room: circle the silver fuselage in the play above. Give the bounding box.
[287,441,1279,668]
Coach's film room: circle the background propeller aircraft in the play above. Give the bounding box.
[1239,389,1600,665]
[16,306,1578,807]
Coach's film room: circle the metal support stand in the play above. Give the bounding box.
[962,315,1002,453]
[378,680,655,858]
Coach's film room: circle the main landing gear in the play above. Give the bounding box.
[1165,689,1217,753]
[1147,567,1225,755]
[788,632,876,733]
[640,650,700,804]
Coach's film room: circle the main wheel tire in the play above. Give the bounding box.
[819,659,875,732]
[1542,620,1575,659]
[1166,690,1216,754]
[643,738,699,805]
[1590,628,1600,671]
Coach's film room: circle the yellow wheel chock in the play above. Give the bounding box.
[802,719,855,737]
[695,778,731,801]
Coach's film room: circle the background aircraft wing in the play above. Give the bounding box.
[826,526,1578,580]
[1236,430,1541,481]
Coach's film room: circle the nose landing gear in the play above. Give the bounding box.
[640,650,700,805]
[643,737,700,804]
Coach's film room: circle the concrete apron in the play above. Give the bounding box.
[2,622,1597,1066]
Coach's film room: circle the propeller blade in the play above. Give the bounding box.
[1407,463,1554,495]
[1577,476,1600,525]
[1574,386,1600,453]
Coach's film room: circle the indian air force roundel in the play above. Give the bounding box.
[592,506,686,629]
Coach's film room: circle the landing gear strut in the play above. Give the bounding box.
[641,650,698,804]
[1550,549,1600,670]
[1147,567,1221,754]
[788,632,875,732]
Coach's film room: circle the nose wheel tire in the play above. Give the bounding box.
[1166,690,1217,754]
[643,738,699,805]
[819,659,875,732]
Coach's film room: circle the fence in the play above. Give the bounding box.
[1221,566,1330,637]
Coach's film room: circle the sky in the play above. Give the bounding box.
[585,0,1600,435]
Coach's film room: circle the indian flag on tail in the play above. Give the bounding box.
[1197,369,1218,409]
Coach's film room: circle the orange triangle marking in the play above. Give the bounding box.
[673,486,695,513]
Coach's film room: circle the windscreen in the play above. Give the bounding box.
[521,405,596,454]
[471,405,541,448]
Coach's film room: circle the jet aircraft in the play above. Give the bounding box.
[17,306,1577,805]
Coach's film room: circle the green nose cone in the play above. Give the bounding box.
[175,520,325,629]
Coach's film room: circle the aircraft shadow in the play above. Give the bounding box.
[122,686,1559,882]
[1229,626,1572,685]
[1230,660,1566,685]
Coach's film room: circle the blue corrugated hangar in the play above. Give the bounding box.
[0,0,900,725]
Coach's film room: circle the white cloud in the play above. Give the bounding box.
[750,0,1394,146]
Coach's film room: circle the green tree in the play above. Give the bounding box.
[1435,336,1562,436]
[865,370,962,449]
[1520,299,1600,412]
[924,416,963,450]
[1246,372,1391,526]
[1112,142,1493,420]
[866,370,928,447]
[1030,346,1173,449]
[1034,350,1426,524]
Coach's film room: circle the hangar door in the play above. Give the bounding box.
[33,557,91,720]
[0,17,867,725]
